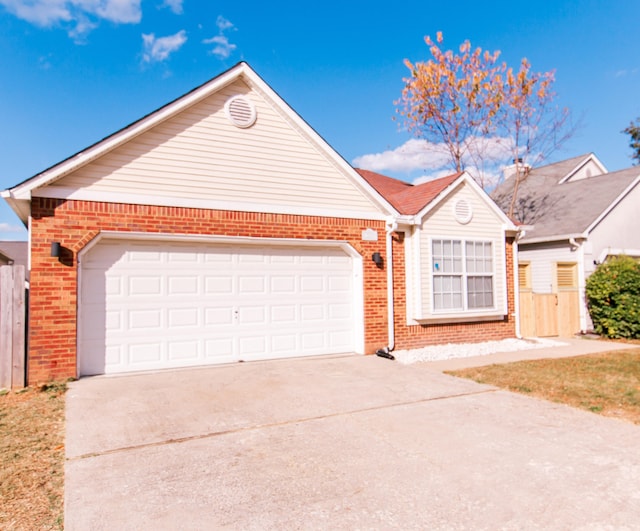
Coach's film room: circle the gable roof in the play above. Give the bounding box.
[492,158,640,242]
[3,62,396,223]
[356,169,461,215]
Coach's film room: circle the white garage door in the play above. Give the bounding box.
[79,239,358,375]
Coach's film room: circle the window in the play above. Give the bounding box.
[432,239,494,311]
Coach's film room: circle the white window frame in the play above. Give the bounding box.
[431,237,496,313]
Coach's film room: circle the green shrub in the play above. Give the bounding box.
[586,255,640,338]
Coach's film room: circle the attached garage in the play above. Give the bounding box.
[78,237,362,375]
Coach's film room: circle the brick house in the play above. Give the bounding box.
[2,62,518,383]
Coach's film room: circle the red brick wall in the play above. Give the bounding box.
[391,232,517,350]
[29,198,389,383]
[29,198,516,383]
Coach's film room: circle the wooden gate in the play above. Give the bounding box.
[518,262,580,338]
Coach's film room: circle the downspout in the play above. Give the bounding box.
[513,236,522,338]
[385,218,398,351]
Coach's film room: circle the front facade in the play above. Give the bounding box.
[4,63,517,383]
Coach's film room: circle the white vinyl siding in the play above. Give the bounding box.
[46,79,381,216]
[414,183,507,320]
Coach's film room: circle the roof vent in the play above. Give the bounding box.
[224,95,257,128]
[454,199,472,224]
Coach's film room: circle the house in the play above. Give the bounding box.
[0,241,28,275]
[2,62,518,384]
[492,153,640,337]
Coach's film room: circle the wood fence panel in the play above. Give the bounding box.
[12,266,25,388]
[558,290,580,337]
[518,291,536,337]
[0,265,26,389]
[534,294,559,337]
[0,266,11,389]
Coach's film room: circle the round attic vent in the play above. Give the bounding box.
[224,95,257,128]
[453,198,473,224]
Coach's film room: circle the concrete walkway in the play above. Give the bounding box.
[65,338,640,530]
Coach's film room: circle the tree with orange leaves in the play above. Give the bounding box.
[397,32,573,212]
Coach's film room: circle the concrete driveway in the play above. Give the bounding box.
[65,350,640,530]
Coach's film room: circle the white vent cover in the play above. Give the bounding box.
[453,199,473,224]
[224,95,257,128]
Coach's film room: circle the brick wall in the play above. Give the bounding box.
[29,198,516,383]
[29,198,389,383]
[391,231,517,350]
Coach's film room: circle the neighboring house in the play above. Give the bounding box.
[2,62,518,384]
[492,153,640,337]
[0,241,29,281]
[0,241,28,267]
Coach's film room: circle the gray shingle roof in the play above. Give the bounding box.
[491,157,640,242]
[0,241,29,279]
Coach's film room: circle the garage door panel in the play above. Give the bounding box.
[79,240,357,375]
[128,309,162,330]
[129,276,162,296]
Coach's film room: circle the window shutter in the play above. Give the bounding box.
[557,263,577,289]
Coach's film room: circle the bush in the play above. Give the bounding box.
[586,255,640,338]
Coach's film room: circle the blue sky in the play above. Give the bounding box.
[1,0,639,240]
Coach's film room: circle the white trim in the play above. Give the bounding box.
[77,231,366,377]
[415,313,507,325]
[428,235,500,315]
[33,187,388,221]
[557,153,608,184]
[519,233,588,245]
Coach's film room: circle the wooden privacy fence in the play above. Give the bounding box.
[0,264,26,389]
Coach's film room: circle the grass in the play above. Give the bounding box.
[448,347,640,424]
[0,382,67,530]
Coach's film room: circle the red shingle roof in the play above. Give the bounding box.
[356,169,462,215]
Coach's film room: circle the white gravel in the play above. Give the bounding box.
[393,337,568,365]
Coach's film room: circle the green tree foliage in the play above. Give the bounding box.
[586,255,640,338]
[623,118,640,165]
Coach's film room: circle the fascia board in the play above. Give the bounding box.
[519,233,588,245]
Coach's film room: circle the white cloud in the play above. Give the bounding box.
[0,222,27,235]
[160,0,182,14]
[0,0,142,38]
[353,139,452,174]
[354,136,516,190]
[215,14,232,31]
[202,34,236,59]
[142,29,187,63]
[202,15,237,59]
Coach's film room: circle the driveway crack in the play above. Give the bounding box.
[68,388,496,461]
